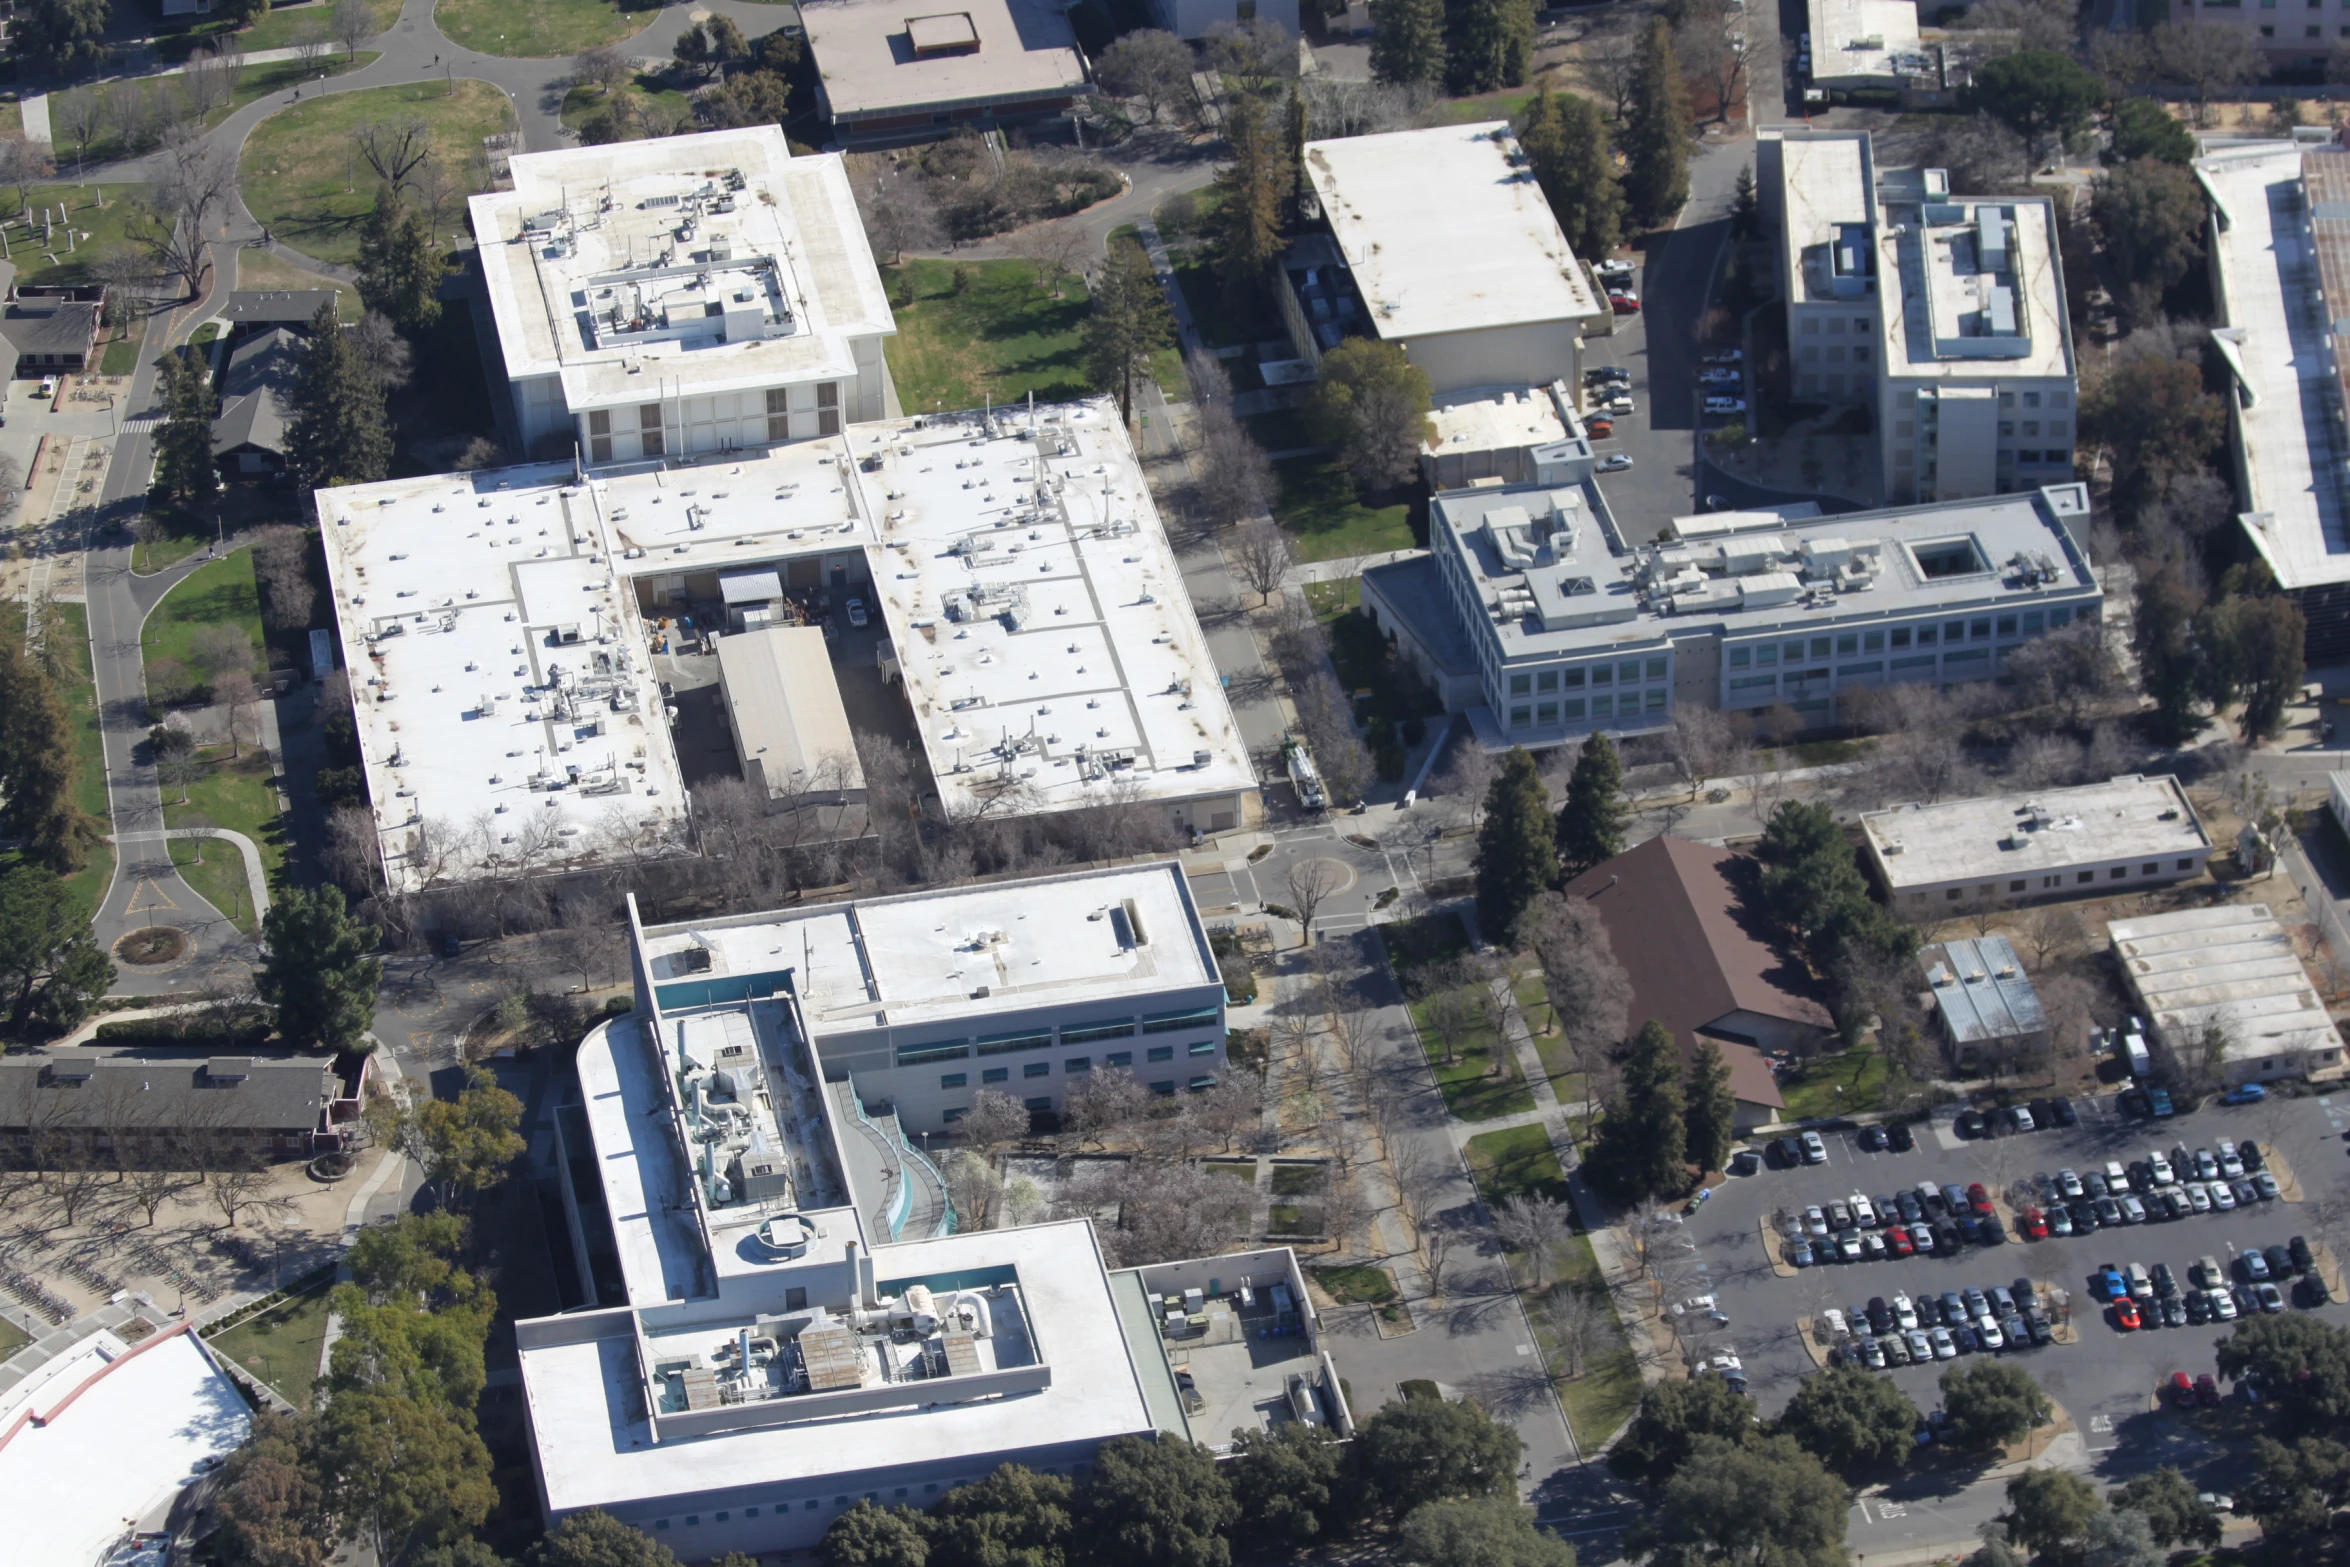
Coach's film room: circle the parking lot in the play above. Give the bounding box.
[1676,1084,2350,1494]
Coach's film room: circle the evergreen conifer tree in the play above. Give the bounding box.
[1684,1037,1737,1175]
[287,302,393,494]
[1557,733,1628,874]
[1445,0,1533,95]
[1212,97,1287,297]
[151,349,220,512]
[1369,0,1446,85]
[356,189,444,335]
[1625,19,1692,228]
[1081,238,1174,428]
[1474,747,1557,944]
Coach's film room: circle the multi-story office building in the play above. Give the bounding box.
[1366,470,2102,746]
[2151,6,2340,73]
[517,868,1347,1561]
[1761,129,2079,504]
[469,127,897,461]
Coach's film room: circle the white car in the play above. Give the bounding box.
[2149,1151,2174,1184]
[845,597,869,628]
[2057,1167,2084,1198]
[2184,1181,2212,1213]
[1601,397,1635,417]
[2011,1106,2035,1132]
[37,375,56,399]
[2210,1180,2238,1211]
[2104,1160,2128,1189]
[1892,1293,1918,1330]
[1704,397,1747,415]
[1849,1192,1877,1226]
[1804,1204,1830,1237]
[1801,1130,1828,1164]
[2218,1141,2245,1178]
[1703,349,1744,365]
[1975,1315,2005,1351]
[1821,1307,1848,1340]
[1597,453,1635,473]
[1930,1326,1957,1359]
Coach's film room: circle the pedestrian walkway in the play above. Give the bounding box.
[19,42,361,142]
[1286,547,1424,587]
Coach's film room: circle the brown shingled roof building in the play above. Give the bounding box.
[1563,834,1835,1131]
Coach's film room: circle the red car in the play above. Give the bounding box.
[2022,1207,2049,1240]
[1967,1182,1996,1217]
[2114,1297,2142,1331]
[2169,1371,2195,1405]
[1608,292,1641,315]
[2195,1373,2222,1406]
[1884,1224,1914,1258]
[1587,418,1615,438]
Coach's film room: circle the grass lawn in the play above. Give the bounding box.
[157,0,398,57]
[234,245,360,321]
[1546,1285,1644,1447]
[132,510,219,574]
[5,187,148,290]
[883,259,1095,416]
[1311,1263,1397,1305]
[1272,456,1413,564]
[1270,1163,1323,1197]
[208,1286,330,1406]
[99,334,136,375]
[1412,995,1535,1122]
[143,548,264,678]
[1464,1124,1570,1205]
[436,0,661,56]
[240,81,515,268]
[559,74,691,134]
[164,746,286,933]
[0,1316,27,1359]
[1303,577,1359,623]
[1427,88,1540,126]
[48,55,379,175]
[0,101,21,140]
[1779,1048,1889,1121]
[9,603,117,921]
[1201,1162,1257,1185]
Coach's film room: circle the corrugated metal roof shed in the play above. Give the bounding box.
[1925,934,2046,1045]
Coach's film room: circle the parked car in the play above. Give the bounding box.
[1702,396,1747,415]
[2022,1207,2049,1239]
[2057,1168,2085,1199]
[2291,1235,2315,1273]
[2265,1245,2295,1279]
[1702,349,1743,365]
[2255,1172,2280,1201]
[1609,292,1641,314]
[2241,1140,2266,1173]
[1968,1183,1996,1217]
[1886,1123,1915,1151]
[2222,1082,2268,1105]
[1597,453,1635,472]
[1587,418,1614,438]
[845,597,869,628]
[1802,1131,1828,1164]
[2113,1297,2143,1330]
[2050,1097,2078,1126]
[2149,1086,2175,1117]
[2257,1282,2286,1313]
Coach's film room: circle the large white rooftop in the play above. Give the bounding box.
[638,861,1218,1035]
[1860,774,2211,891]
[857,401,1255,820]
[0,1330,250,1567]
[1302,122,1603,341]
[2197,142,2350,591]
[469,127,895,412]
[1805,0,1923,86]
[321,400,1248,889]
[805,0,1089,121]
[2109,903,2340,1064]
[315,463,693,895]
[1774,133,1876,304]
[519,1218,1157,1514]
[1879,181,2072,381]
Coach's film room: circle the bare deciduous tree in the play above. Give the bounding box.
[355,117,433,195]
[334,0,380,56]
[1525,892,1631,1117]
[132,135,234,298]
[1006,220,1088,295]
[851,168,942,266]
[1285,857,1347,948]
[1063,1067,1149,1151]
[216,667,260,760]
[291,19,335,77]
[573,44,633,94]
[1226,519,1292,607]
[1666,704,1737,801]
[1543,1287,1612,1379]
[1492,1192,1574,1287]
[961,1088,1033,1158]
[2019,906,2088,970]
[1192,399,1275,531]
[52,89,103,176]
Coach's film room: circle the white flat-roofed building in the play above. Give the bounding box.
[1380,471,2101,746]
[1805,0,1924,88]
[860,401,1258,835]
[469,127,895,461]
[318,397,1254,892]
[1292,123,1605,392]
[1861,774,2214,913]
[1760,131,2077,504]
[2195,142,2350,662]
[2109,904,2345,1085]
[517,869,1346,1560]
[804,0,1089,144]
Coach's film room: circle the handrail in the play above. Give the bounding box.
[891,1118,958,1237]
[837,1082,914,1240]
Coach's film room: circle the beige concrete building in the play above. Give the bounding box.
[1760,129,2078,505]
[1860,775,2214,913]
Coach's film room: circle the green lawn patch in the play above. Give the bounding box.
[559,75,692,134]
[1270,1202,1309,1231]
[156,0,397,58]
[240,81,516,268]
[1464,1124,1570,1206]
[435,0,661,56]
[1789,736,1870,768]
[0,1315,27,1360]
[1303,577,1359,623]
[1201,1161,1257,1184]
[1412,996,1535,1122]
[1427,88,1539,126]
[1550,1299,1643,1447]
[883,259,1095,416]
[234,246,360,321]
[1312,1263,1397,1305]
[0,101,21,141]
[133,510,219,575]
[1377,910,1471,997]
[99,335,136,376]
[1272,457,1413,564]
[143,548,263,679]
[48,55,379,175]
[164,747,285,933]
[8,603,116,921]
[1270,1163,1323,1197]
[208,1284,329,1407]
[1779,1048,1889,1121]
[5,187,147,289]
